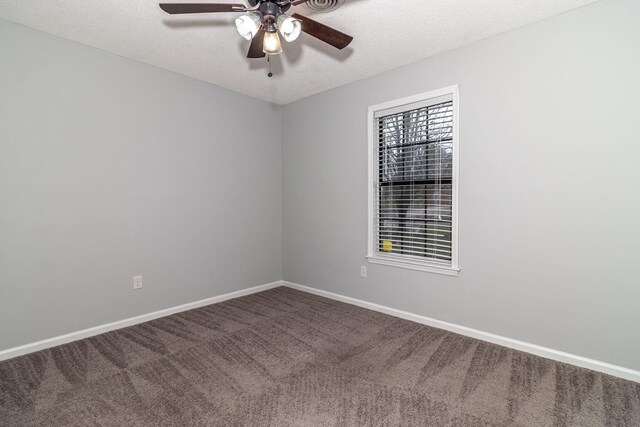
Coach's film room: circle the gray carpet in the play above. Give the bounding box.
[1,287,638,426]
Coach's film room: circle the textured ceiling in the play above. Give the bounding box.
[0,0,598,104]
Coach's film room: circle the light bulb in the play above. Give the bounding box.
[263,31,282,55]
[235,12,262,41]
[276,14,301,42]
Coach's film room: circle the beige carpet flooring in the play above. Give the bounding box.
[1,286,639,426]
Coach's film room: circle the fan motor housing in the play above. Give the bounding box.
[248,0,291,13]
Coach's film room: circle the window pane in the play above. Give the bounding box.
[376,100,453,263]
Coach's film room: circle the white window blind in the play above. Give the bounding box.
[368,87,459,275]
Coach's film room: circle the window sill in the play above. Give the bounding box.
[366,255,460,277]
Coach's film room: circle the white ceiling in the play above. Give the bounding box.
[0,0,597,104]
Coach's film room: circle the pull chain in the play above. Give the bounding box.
[267,56,273,78]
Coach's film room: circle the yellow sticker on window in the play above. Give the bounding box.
[382,240,393,252]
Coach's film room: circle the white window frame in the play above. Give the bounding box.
[367,85,460,276]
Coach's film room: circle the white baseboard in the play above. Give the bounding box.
[3,279,638,384]
[0,281,283,362]
[283,281,640,383]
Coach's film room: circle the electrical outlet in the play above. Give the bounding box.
[133,275,143,290]
[360,266,367,278]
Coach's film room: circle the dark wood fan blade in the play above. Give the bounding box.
[291,13,353,50]
[290,0,311,5]
[159,3,245,14]
[247,27,266,58]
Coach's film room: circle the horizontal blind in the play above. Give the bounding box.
[376,100,454,263]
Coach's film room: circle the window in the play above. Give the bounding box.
[367,86,459,275]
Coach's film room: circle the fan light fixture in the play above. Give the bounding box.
[276,14,301,42]
[263,24,282,55]
[160,1,354,62]
[235,12,262,41]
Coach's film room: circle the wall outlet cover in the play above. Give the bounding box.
[360,266,367,278]
[133,275,143,289]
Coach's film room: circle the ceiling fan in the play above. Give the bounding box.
[159,1,353,58]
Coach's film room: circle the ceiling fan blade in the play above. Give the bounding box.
[291,13,353,50]
[159,3,245,14]
[247,27,266,59]
[290,0,311,5]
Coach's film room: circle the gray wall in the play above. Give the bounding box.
[0,20,282,351]
[282,0,640,371]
